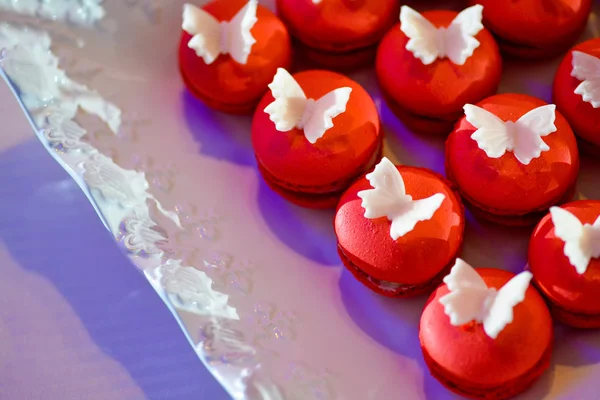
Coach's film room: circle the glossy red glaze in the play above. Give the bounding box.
[529,200,600,326]
[178,0,292,113]
[276,0,399,53]
[420,268,553,397]
[471,0,592,58]
[334,166,465,285]
[554,39,600,150]
[446,94,579,222]
[252,70,382,208]
[376,10,502,134]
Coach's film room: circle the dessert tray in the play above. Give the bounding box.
[2,0,600,399]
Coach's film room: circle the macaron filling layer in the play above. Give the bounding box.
[445,157,577,226]
[492,31,580,59]
[257,139,382,195]
[338,245,452,296]
[381,87,461,134]
[179,64,259,114]
[545,295,600,328]
[422,340,552,399]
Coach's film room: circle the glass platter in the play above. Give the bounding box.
[1,0,600,398]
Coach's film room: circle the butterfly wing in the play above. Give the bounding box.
[439,287,492,326]
[182,3,221,65]
[513,105,556,165]
[443,258,488,292]
[484,271,532,339]
[550,206,589,274]
[464,104,510,159]
[263,68,307,132]
[571,51,600,108]
[303,87,352,144]
[551,206,584,244]
[358,157,409,219]
[592,216,600,259]
[226,0,258,64]
[400,6,440,65]
[444,5,484,65]
[439,259,491,326]
[389,193,445,240]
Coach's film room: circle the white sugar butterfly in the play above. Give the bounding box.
[263,68,352,144]
[400,5,484,66]
[182,1,258,65]
[357,157,445,240]
[439,259,532,339]
[571,51,600,108]
[464,103,557,165]
[550,207,600,275]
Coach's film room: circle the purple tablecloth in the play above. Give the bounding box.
[0,82,229,399]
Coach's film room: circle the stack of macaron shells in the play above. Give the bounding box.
[179,0,292,113]
[276,0,401,70]
[376,5,503,134]
[445,93,580,226]
[471,0,593,59]
[554,37,600,155]
[529,200,600,328]
[177,0,599,398]
[334,158,465,297]
[252,68,382,208]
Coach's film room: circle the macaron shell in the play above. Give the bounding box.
[446,93,579,216]
[335,166,465,284]
[293,40,379,71]
[420,268,553,388]
[553,38,600,147]
[276,0,400,52]
[339,245,455,297]
[179,0,292,111]
[529,200,600,316]
[380,88,459,135]
[471,0,592,51]
[252,70,381,190]
[256,142,382,209]
[376,11,502,119]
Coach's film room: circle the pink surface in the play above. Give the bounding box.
[2,1,600,399]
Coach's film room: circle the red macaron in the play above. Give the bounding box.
[470,0,593,59]
[420,261,553,399]
[252,69,382,208]
[276,0,400,70]
[376,5,502,135]
[334,158,465,297]
[445,93,580,226]
[179,0,292,114]
[529,200,600,328]
[554,38,600,156]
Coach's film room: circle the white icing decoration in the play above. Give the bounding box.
[465,103,557,165]
[82,153,149,208]
[312,0,322,4]
[121,208,167,256]
[263,68,352,144]
[182,1,258,65]
[399,5,484,66]
[571,51,600,108]
[198,320,257,365]
[439,259,532,340]
[0,25,121,132]
[0,0,105,26]
[44,112,93,152]
[159,260,239,319]
[357,157,445,240]
[550,207,600,275]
